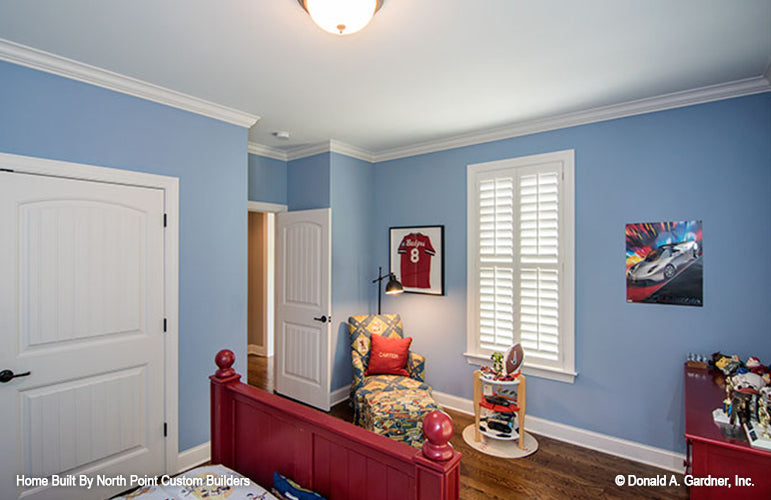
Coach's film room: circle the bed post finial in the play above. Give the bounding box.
[215,349,236,378]
[422,410,455,461]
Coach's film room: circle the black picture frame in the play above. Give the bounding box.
[389,225,444,296]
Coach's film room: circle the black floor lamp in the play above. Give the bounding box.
[373,266,403,314]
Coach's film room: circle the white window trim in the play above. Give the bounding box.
[465,150,576,384]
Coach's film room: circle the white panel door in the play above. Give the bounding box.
[275,208,331,411]
[0,171,166,500]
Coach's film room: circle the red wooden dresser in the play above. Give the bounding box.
[684,364,771,499]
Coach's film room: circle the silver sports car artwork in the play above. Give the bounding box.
[627,240,699,283]
[626,220,703,307]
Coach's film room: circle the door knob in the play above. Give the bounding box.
[0,369,31,383]
[313,315,328,323]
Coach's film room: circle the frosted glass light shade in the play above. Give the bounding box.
[304,0,379,35]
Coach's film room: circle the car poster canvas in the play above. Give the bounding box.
[626,220,703,306]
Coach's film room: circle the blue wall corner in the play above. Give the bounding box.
[248,153,287,205]
[287,153,331,210]
[329,152,375,391]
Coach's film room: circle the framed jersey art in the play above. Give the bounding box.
[389,225,444,295]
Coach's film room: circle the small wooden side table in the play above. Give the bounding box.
[473,370,526,449]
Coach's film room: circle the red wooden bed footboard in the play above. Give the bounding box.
[210,350,461,500]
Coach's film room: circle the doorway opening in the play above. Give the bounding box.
[247,201,286,387]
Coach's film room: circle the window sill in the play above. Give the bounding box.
[463,352,577,384]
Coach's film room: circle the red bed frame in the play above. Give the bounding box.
[210,350,461,500]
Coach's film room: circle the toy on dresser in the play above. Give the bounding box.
[708,351,771,450]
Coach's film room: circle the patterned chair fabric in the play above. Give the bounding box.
[353,375,431,427]
[348,314,430,426]
[362,389,440,448]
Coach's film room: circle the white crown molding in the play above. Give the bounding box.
[248,140,376,163]
[431,390,685,473]
[0,38,259,128]
[280,140,375,163]
[328,140,375,163]
[373,75,771,162]
[248,142,287,161]
[250,74,771,164]
[285,142,332,161]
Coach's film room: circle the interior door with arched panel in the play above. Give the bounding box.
[275,208,331,411]
[0,170,166,500]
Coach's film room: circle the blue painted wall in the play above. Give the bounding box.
[248,153,287,205]
[0,60,248,451]
[330,153,375,391]
[287,153,331,210]
[372,93,771,453]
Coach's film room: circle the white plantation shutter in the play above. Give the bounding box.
[468,151,575,381]
[478,176,515,351]
[519,172,560,361]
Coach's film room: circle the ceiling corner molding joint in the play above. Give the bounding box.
[248,142,288,161]
[281,140,374,163]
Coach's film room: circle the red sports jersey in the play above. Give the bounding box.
[398,233,436,288]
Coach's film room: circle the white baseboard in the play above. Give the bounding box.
[431,390,685,473]
[177,442,211,473]
[330,386,350,408]
[433,390,474,414]
[248,344,266,356]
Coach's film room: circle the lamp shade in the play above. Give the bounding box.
[385,274,403,295]
[303,0,380,35]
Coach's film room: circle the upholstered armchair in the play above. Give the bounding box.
[348,314,431,426]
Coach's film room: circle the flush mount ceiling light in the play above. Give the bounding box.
[298,0,384,36]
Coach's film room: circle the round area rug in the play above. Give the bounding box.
[462,424,539,458]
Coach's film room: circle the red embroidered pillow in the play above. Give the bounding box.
[366,334,412,377]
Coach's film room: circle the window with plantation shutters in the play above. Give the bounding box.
[467,150,576,383]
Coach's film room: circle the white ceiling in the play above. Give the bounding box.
[1,0,769,154]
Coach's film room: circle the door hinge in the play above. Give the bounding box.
[0,168,14,173]
[163,422,168,438]
[163,213,167,227]
[163,318,167,332]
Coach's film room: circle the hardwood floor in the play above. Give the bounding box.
[247,352,274,392]
[247,355,688,499]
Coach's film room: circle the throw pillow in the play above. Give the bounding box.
[366,333,412,377]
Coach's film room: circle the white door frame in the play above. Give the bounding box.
[247,201,287,361]
[0,152,180,473]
